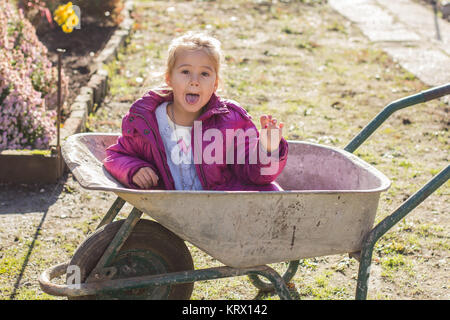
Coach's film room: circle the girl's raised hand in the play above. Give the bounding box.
[132,167,159,189]
[259,114,284,153]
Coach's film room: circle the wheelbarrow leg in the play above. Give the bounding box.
[96,196,126,230]
[87,206,143,282]
[355,165,450,300]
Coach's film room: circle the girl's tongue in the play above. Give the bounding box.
[185,93,200,105]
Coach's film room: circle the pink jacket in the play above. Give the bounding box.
[103,90,288,191]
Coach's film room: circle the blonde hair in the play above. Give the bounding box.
[165,32,223,84]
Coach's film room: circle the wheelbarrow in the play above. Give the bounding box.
[39,83,450,300]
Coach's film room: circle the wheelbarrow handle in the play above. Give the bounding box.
[344,83,450,153]
[356,165,449,300]
[421,83,450,101]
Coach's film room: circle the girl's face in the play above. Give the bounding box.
[166,49,219,115]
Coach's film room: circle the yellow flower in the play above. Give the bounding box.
[61,23,73,33]
[65,13,79,28]
[54,5,64,15]
[65,7,75,17]
[54,7,65,18]
[53,2,78,32]
[54,16,62,25]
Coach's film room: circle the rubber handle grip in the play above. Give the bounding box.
[421,83,450,102]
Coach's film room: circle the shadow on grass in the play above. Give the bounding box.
[3,174,68,300]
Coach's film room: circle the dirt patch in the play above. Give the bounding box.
[0,0,448,300]
[37,23,117,117]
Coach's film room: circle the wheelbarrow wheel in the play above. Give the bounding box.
[67,219,194,300]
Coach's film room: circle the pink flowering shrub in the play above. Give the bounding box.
[0,0,68,150]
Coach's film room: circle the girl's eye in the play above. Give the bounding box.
[181,70,189,75]
[201,72,210,77]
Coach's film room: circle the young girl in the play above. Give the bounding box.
[103,32,288,191]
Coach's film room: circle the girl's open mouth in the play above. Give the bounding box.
[185,93,200,105]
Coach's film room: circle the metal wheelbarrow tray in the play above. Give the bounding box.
[63,133,390,269]
[39,84,450,300]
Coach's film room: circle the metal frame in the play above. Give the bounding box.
[39,83,450,300]
[40,256,293,300]
[355,166,449,299]
[40,197,293,299]
[345,83,450,299]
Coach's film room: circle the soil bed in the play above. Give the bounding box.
[37,23,117,117]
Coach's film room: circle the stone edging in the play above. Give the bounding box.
[53,0,135,146]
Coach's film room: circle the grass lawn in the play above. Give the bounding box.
[1,0,448,300]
